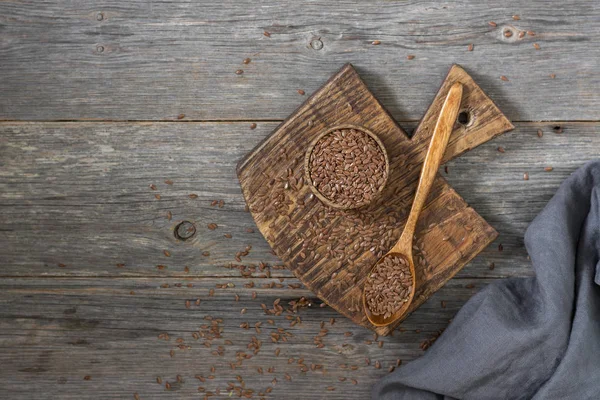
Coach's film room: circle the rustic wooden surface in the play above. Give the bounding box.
[238,64,511,335]
[1,0,599,398]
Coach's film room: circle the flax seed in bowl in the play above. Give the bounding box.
[304,125,389,210]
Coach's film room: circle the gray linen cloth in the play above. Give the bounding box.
[373,160,600,400]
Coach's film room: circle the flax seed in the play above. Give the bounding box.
[308,127,387,208]
[365,254,413,318]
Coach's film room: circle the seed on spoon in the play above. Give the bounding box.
[364,254,413,319]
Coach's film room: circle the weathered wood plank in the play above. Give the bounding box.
[0,0,598,121]
[1,121,598,280]
[0,276,485,399]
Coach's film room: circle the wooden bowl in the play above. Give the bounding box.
[304,125,389,210]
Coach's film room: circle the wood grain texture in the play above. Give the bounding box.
[0,0,599,121]
[237,64,512,335]
[1,120,599,397]
[2,121,598,281]
[0,276,487,400]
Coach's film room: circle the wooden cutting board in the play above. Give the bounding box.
[237,64,513,336]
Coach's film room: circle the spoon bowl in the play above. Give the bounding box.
[363,252,416,326]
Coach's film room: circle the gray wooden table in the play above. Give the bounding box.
[1,1,598,399]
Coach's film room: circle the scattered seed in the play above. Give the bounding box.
[498,243,503,251]
[504,29,513,38]
[512,15,520,20]
[544,166,553,172]
[224,234,232,239]
[243,58,251,64]
[466,283,475,289]
[163,250,171,257]
[372,40,381,45]
[518,31,526,38]
[527,30,536,36]
[467,43,474,51]
[154,194,161,200]
[537,129,543,138]
[207,223,218,230]
[489,262,495,270]
[84,375,91,380]
[177,114,185,120]
[250,123,257,130]
[497,146,505,153]
[166,211,172,220]
[407,54,415,60]
[236,69,244,75]
[189,194,198,199]
[533,43,540,50]
[500,75,509,81]
[553,125,563,134]
[263,31,271,37]
[550,73,556,79]
[149,184,157,190]
[488,21,497,27]
[523,172,529,180]
[165,179,173,185]
[297,89,305,95]
[441,300,446,308]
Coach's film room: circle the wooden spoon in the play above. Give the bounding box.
[363,82,464,327]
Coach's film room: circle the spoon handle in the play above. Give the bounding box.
[394,82,463,252]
